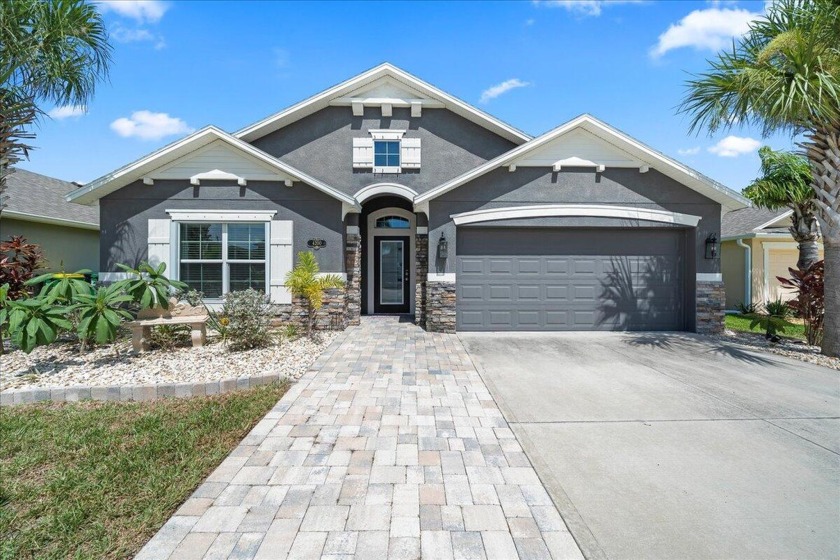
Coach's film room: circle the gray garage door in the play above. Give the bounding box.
[456,228,687,331]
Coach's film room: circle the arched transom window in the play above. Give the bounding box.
[375,215,411,229]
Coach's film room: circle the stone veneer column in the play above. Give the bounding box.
[345,228,362,327]
[426,279,456,333]
[415,214,429,328]
[696,280,725,334]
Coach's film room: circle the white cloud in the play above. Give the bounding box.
[536,1,644,17]
[110,25,166,49]
[48,105,86,120]
[650,7,761,58]
[677,147,700,156]
[480,79,531,104]
[707,135,761,157]
[110,110,193,140]
[97,1,168,23]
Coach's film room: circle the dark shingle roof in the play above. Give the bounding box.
[3,168,98,227]
[722,207,789,238]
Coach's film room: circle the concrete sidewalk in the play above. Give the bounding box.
[137,317,583,559]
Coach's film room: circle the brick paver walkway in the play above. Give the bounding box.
[137,317,584,559]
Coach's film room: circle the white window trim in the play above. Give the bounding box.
[373,138,402,174]
[366,207,416,315]
[166,209,276,222]
[450,204,701,227]
[174,221,270,302]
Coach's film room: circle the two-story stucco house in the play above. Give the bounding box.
[67,63,748,333]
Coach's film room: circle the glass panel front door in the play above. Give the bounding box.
[380,240,404,305]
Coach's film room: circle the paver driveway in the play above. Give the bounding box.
[460,331,840,560]
[137,317,583,559]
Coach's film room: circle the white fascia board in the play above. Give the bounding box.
[451,204,702,227]
[416,114,750,211]
[66,126,357,208]
[721,232,796,241]
[234,63,531,145]
[753,209,793,231]
[2,210,99,231]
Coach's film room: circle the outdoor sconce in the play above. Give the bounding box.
[705,233,718,259]
[437,233,449,260]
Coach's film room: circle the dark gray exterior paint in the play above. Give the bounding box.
[429,167,721,274]
[456,228,688,332]
[252,107,517,196]
[99,179,343,272]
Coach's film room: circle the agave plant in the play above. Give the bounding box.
[113,261,187,310]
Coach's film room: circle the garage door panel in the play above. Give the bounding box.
[456,228,686,332]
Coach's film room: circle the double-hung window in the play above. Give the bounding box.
[178,222,267,299]
[374,140,401,171]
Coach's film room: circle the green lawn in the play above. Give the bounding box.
[0,383,288,559]
[725,313,806,340]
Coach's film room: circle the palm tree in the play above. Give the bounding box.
[680,0,840,356]
[0,0,112,216]
[744,146,820,270]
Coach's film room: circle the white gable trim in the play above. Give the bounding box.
[451,204,702,227]
[753,209,793,231]
[416,114,749,211]
[235,63,531,144]
[355,183,418,204]
[67,126,357,207]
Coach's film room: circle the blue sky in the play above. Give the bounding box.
[23,0,793,193]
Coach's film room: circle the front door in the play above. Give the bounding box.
[374,236,410,314]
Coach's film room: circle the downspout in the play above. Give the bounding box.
[736,238,752,305]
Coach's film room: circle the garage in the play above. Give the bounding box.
[456,227,689,331]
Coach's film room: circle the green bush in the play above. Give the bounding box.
[113,261,187,310]
[221,289,274,351]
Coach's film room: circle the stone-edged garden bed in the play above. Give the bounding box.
[0,330,339,406]
[711,329,839,370]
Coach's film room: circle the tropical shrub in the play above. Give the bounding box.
[27,268,93,302]
[113,261,187,310]
[750,299,791,341]
[221,289,274,351]
[0,236,44,299]
[5,297,72,353]
[74,284,134,349]
[778,261,825,345]
[284,251,345,335]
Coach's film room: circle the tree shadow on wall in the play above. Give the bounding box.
[105,220,145,272]
[596,255,680,332]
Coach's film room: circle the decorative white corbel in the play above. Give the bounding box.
[639,165,649,173]
[381,103,392,117]
[352,101,364,116]
[508,164,517,172]
[237,177,247,186]
[143,177,154,185]
[284,179,294,187]
[411,101,422,117]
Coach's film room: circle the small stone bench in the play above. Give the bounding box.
[128,298,210,352]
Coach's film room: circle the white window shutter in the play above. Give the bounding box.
[401,137,421,168]
[147,218,171,271]
[269,220,293,304]
[352,138,374,168]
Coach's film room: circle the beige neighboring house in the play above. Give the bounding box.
[722,206,823,309]
[0,168,99,272]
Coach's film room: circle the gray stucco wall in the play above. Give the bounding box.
[429,167,721,274]
[98,179,343,272]
[251,106,517,196]
[0,217,99,272]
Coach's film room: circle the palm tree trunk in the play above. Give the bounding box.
[796,239,822,271]
[805,124,840,357]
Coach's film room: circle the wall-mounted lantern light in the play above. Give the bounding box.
[705,233,718,259]
[437,233,449,260]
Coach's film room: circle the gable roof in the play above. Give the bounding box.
[67,126,357,206]
[722,207,793,239]
[414,114,750,211]
[235,63,532,145]
[4,169,98,230]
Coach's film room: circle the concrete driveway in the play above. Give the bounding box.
[460,332,840,560]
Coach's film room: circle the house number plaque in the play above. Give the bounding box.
[307,239,326,249]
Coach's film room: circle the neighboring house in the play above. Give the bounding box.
[67,63,748,333]
[1,168,99,272]
[721,207,823,309]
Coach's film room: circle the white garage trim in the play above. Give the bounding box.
[355,183,418,204]
[696,273,723,282]
[451,204,701,227]
[427,273,456,282]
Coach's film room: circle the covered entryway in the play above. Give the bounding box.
[456,227,689,331]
